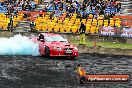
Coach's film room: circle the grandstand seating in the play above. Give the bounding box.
[34,12,123,34]
[0,12,24,30]
[0,0,125,33]
[0,13,9,30]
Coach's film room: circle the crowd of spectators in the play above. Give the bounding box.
[0,0,37,15]
[43,0,121,20]
[0,0,121,20]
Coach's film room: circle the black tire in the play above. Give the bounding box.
[45,47,50,57]
[79,76,86,84]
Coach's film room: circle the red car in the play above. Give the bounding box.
[34,33,78,59]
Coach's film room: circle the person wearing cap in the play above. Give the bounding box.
[38,33,44,42]
[79,22,86,45]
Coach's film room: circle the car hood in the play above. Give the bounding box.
[47,41,75,48]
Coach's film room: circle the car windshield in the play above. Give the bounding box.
[45,35,68,42]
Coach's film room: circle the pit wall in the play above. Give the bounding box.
[0,31,132,56]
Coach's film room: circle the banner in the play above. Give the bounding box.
[120,27,132,38]
[99,26,116,37]
[85,74,130,83]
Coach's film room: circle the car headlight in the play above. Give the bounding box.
[54,47,62,50]
[73,47,78,51]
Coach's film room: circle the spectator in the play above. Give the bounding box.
[49,11,55,19]
[109,12,115,18]
[39,0,43,4]
[76,12,81,18]
[104,13,110,20]
[116,2,121,13]
[66,6,69,12]
[66,12,71,18]
[25,1,32,11]
[7,4,13,13]
[82,3,86,11]
[53,1,58,10]
[99,9,104,15]
[8,0,13,4]
[112,0,116,7]
[79,22,86,34]
[68,5,75,13]
[68,0,72,4]
[8,14,13,32]
[82,12,88,19]
[74,7,78,13]
[79,22,86,45]
[41,6,47,12]
[30,21,36,32]
[72,1,77,8]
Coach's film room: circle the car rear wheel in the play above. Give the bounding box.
[45,47,50,57]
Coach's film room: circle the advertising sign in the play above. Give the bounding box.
[120,27,132,38]
[99,26,116,36]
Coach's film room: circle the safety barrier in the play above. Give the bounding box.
[99,26,132,38]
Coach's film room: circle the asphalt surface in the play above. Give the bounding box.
[0,54,132,88]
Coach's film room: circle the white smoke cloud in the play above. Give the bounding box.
[0,34,40,56]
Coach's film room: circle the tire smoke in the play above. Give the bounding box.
[0,34,40,56]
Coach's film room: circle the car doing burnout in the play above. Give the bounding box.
[33,33,78,58]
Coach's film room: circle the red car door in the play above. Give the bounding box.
[39,41,46,55]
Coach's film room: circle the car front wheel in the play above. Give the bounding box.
[45,47,50,57]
